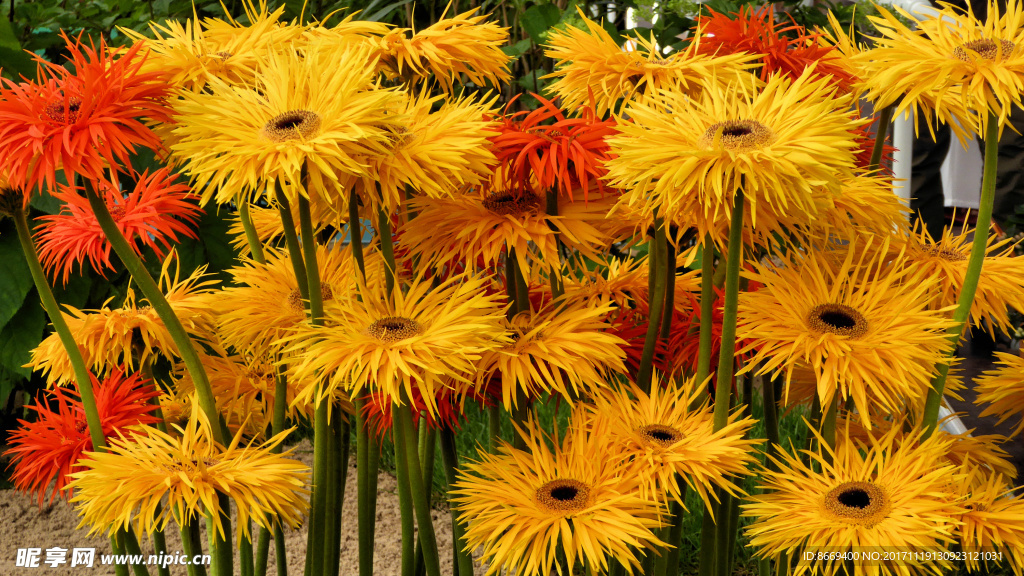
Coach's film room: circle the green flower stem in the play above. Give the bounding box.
[238,197,266,264]
[923,112,1000,436]
[255,530,270,576]
[660,240,676,340]
[152,519,171,576]
[821,395,838,459]
[12,207,105,450]
[544,189,564,299]
[440,426,473,576]
[377,207,397,296]
[394,418,416,576]
[275,527,287,576]
[180,519,206,576]
[83,182,224,444]
[413,424,437,576]
[275,188,309,301]
[487,404,501,453]
[349,195,377,576]
[654,480,687,576]
[504,251,518,321]
[638,214,667,394]
[295,193,332,576]
[324,416,350,576]
[763,376,781,469]
[240,526,254,576]
[868,105,895,172]
[258,367,292,576]
[395,401,442,576]
[348,190,366,278]
[505,247,531,450]
[512,250,529,315]
[119,527,151,576]
[212,495,233,576]
[713,188,745,432]
[354,398,378,576]
[695,235,716,388]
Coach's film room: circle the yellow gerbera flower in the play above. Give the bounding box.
[371,8,510,91]
[28,256,219,386]
[974,351,1024,438]
[605,69,860,247]
[122,0,303,92]
[544,12,759,115]
[353,91,499,213]
[813,172,911,238]
[169,41,402,207]
[453,418,666,575]
[399,189,616,279]
[736,239,956,426]
[211,243,357,358]
[862,0,1024,140]
[953,466,1024,574]
[286,273,508,418]
[68,402,309,542]
[743,424,963,576]
[583,376,758,512]
[896,223,1024,337]
[475,298,627,409]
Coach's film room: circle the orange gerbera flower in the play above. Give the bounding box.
[0,34,171,197]
[35,168,202,285]
[696,6,858,92]
[4,370,159,506]
[489,95,618,201]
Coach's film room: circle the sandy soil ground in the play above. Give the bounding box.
[0,439,480,576]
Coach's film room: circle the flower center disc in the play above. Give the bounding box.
[824,481,889,525]
[367,316,422,343]
[482,191,540,216]
[536,479,591,513]
[287,283,335,313]
[263,110,322,142]
[699,119,774,151]
[43,97,82,124]
[638,424,684,447]
[807,303,868,338]
[954,38,1016,61]
[925,246,968,262]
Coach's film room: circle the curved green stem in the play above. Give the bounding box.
[349,189,366,278]
[119,527,151,576]
[712,189,745,432]
[83,182,224,444]
[12,207,105,451]
[180,517,206,576]
[377,206,397,296]
[869,105,895,172]
[394,421,416,576]
[654,481,687,576]
[923,112,1000,436]
[821,395,838,460]
[637,214,667,393]
[440,427,473,576]
[660,240,676,340]
[355,398,379,576]
[275,188,308,301]
[238,197,266,264]
[695,235,716,389]
[395,402,442,576]
[544,189,564,299]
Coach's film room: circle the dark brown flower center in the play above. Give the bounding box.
[699,119,775,151]
[482,191,540,216]
[638,424,684,446]
[807,303,868,338]
[287,283,335,313]
[43,97,82,124]
[212,51,233,60]
[925,246,968,262]
[367,316,422,343]
[536,479,590,513]
[824,481,888,525]
[954,38,1016,62]
[0,187,23,218]
[262,110,321,142]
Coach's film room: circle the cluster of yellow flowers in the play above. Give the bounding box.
[3,0,1024,575]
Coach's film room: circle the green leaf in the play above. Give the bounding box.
[0,292,46,380]
[502,38,533,59]
[0,220,33,328]
[522,3,561,45]
[366,0,415,22]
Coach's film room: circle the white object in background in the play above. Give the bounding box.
[939,402,970,435]
[893,111,914,202]
[942,135,984,209]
